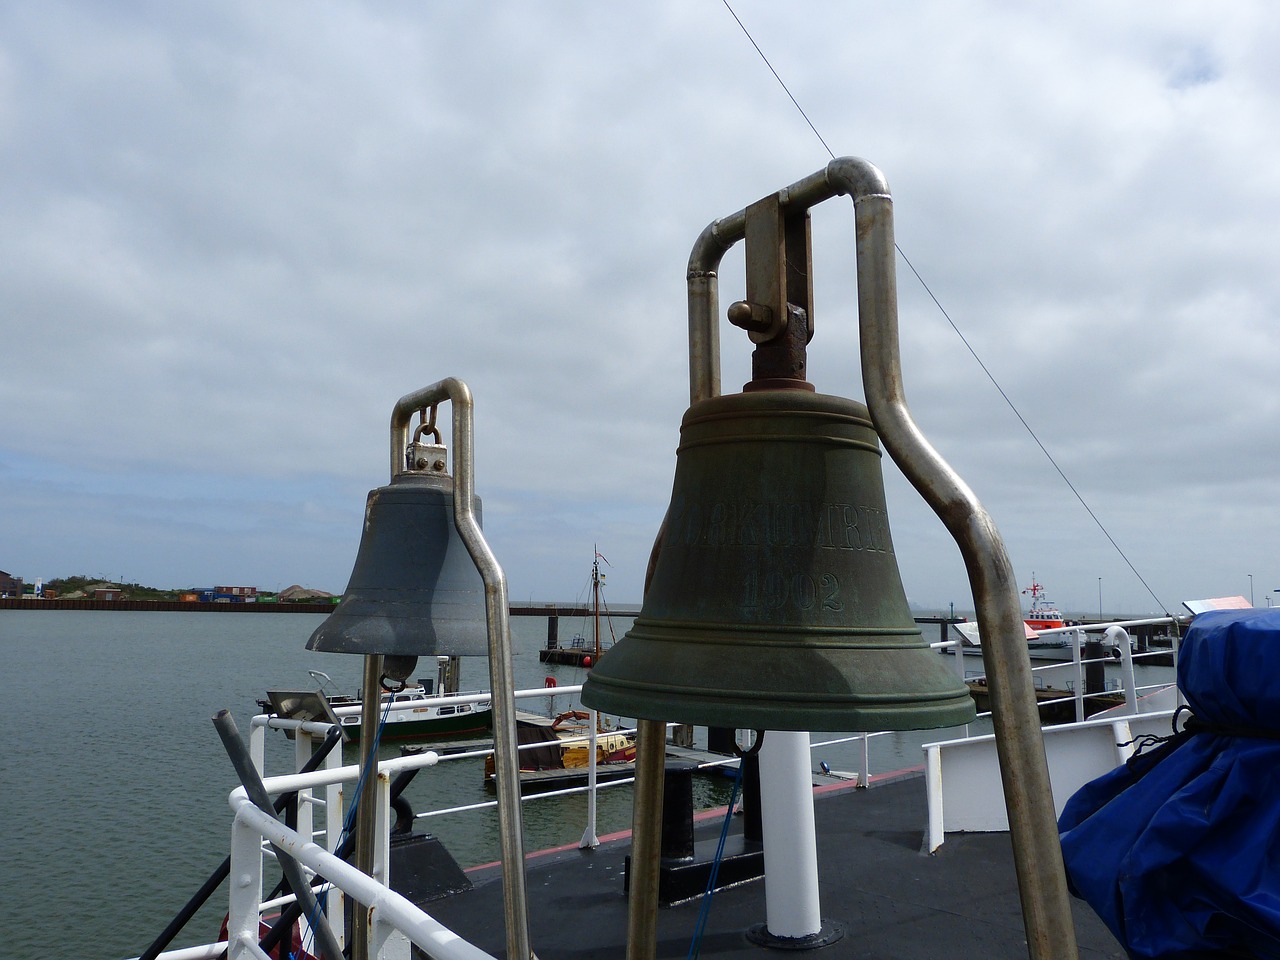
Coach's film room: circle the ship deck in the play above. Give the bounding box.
[426,771,1124,960]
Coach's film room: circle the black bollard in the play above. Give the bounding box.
[624,758,765,904]
[739,750,763,844]
[707,726,737,755]
[1085,638,1106,697]
[660,762,697,861]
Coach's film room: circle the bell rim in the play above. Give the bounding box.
[581,672,977,732]
[583,673,973,706]
[621,617,928,647]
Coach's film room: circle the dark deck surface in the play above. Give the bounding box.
[425,772,1124,960]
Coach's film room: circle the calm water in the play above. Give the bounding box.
[0,608,724,960]
[2,609,1158,959]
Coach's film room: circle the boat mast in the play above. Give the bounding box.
[1023,573,1049,613]
[593,549,601,662]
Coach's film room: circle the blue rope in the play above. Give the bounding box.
[302,689,394,957]
[333,691,394,861]
[687,762,745,960]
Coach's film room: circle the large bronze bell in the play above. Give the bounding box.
[307,466,489,669]
[582,388,975,732]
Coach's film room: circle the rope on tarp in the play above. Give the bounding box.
[1120,705,1280,773]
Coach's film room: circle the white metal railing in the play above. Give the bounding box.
[225,753,495,960]
[216,685,656,960]
[141,616,1184,959]
[934,615,1183,726]
[922,706,1181,852]
[917,616,1185,852]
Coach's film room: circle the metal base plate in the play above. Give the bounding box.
[745,919,846,950]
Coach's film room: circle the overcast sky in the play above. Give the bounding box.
[2,1,1277,617]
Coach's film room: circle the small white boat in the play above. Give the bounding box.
[260,668,493,744]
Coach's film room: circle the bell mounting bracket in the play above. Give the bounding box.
[727,194,815,391]
[406,404,448,474]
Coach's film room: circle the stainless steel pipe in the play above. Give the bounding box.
[672,157,1076,960]
[390,378,533,960]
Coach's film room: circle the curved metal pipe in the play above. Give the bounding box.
[839,163,1075,960]
[684,161,871,404]
[682,158,1076,960]
[388,378,532,960]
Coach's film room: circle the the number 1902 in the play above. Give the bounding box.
[741,571,842,612]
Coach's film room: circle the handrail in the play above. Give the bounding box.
[1032,614,1183,636]
[254,620,1172,794]
[229,795,497,960]
[137,725,344,960]
[150,631,1178,960]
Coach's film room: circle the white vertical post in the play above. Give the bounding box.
[1108,626,1138,713]
[374,767,392,886]
[1072,629,1086,723]
[227,811,265,960]
[325,738,346,949]
[249,720,267,774]
[580,709,600,848]
[925,744,945,853]
[295,731,314,839]
[758,730,822,939]
[1173,631,1186,708]
[294,730,318,952]
[351,766,395,959]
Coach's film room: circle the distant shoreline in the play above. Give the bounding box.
[0,597,642,617]
[0,597,333,613]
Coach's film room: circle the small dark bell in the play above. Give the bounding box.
[582,389,975,732]
[307,470,488,661]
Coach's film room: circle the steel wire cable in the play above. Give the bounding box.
[720,0,1171,616]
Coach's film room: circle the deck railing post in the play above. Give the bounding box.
[295,729,315,852]
[1072,630,1086,724]
[580,709,601,848]
[227,811,265,960]
[250,720,267,774]
[324,734,346,947]
[1172,631,1186,708]
[1110,627,1138,713]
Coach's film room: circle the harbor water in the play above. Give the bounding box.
[0,608,700,960]
[0,609,1170,960]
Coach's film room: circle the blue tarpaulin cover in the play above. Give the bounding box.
[1058,608,1280,958]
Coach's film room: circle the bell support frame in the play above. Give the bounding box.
[672,158,1076,960]
[381,379,533,960]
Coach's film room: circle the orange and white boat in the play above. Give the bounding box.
[949,574,1076,660]
[1021,575,1066,632]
